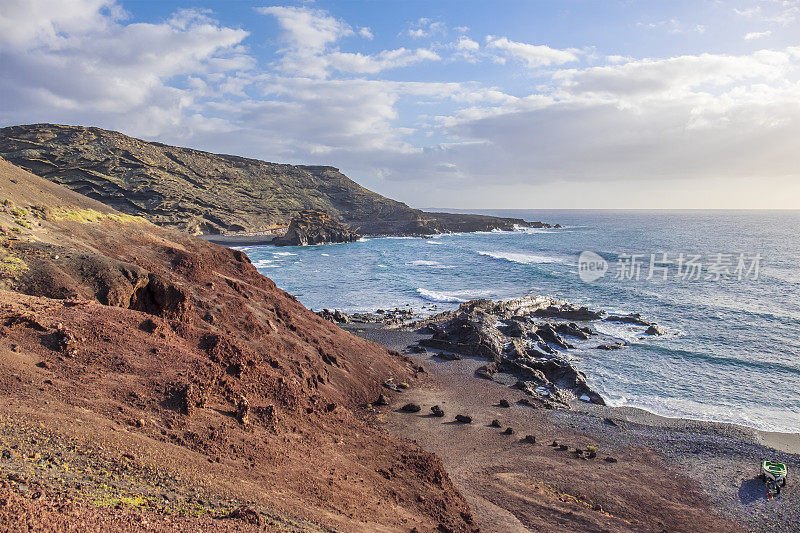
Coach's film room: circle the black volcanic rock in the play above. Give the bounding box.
[273,210,360,246]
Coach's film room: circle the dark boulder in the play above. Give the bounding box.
[274,210,361,246]
[430,405,445,417]
[604,313,650,326]
[522,435,536,444]
[498,399,511,408]
[555,322,593,340]
[317,309,349,323]
[374,394,389,406]
[454,414,472,424]
[596,342,626,350]
[428,350,461,361]
[401,403,421,413]
[535,324,574,350]
[534,304,603,321]
[502,319,529,338]
[490,419,501,428]
[645,324,665,336]
[476,362,498,380]
[419,312,504,363]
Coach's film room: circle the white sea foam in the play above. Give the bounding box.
[513,224,558,234]
[426,240,445,245]
[593,321,645,343]
[476,251,564,264]
[252,259,276,268]
[273,252,297,256]
[416,288,466,303]
[406,260,454,268]
[321,253,330,256]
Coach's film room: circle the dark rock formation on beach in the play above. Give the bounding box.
[412,296,613,407]
[273,209,361,246]
[0,124,554,239]
[316,308,350,323]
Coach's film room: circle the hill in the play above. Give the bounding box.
[0,124,545,237]
[0,156,476,531]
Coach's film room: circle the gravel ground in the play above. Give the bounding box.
[348,322,800,533]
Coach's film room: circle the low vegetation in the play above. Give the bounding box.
[0,253,28,278]
[48,208,145,224]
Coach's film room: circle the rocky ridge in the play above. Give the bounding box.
[0,124,555,239]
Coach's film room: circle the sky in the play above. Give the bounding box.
[1,1,799,209]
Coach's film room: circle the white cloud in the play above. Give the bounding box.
[424,48,800,198]
[485,36,579,68]
[406,18,447,39]
[736,1,799,25]
[552,52,790,97]
[259,6,439,78]
[0,0,123,48]
[257,6,351,52]
[359,26,373,39]
[456,36,480,51]
[3,3,800,208]
[0,1,250,136]
[734,7,761,17]
[326,48,441,74]
[636,18,682,33]
[744,30,772,39]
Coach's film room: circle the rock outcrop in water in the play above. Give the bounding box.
[414,297,615,407]
[407,297,671,407]
[273,209,361,246]
[0,124,555,239]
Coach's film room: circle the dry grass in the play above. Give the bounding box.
[0,254,28,278]
[48,208,146,224]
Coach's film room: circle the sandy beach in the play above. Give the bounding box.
[347,322,800,533]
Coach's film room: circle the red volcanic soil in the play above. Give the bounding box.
[0,157,476,531]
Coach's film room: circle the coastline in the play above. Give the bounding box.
[346,321,800,532]
[199,233,277,246]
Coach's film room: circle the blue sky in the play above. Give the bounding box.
[1,0,799,208]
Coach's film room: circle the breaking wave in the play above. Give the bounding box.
[416,288,466,303]
[476,250,564,264]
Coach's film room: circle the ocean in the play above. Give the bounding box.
[241,210,800,433]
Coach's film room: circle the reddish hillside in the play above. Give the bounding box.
[0,157,476,531]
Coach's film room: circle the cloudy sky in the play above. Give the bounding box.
[1,0,799,208]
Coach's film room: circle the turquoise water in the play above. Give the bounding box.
[242,210,800,433]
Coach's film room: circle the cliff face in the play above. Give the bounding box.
[0,157,476,531]
[0,123,541,237]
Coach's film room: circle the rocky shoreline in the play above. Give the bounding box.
[321,295,667,410]
[344,319,800,532]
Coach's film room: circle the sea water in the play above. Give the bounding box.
[243,210,800,433]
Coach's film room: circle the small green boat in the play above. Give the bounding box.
[760,460,788,497]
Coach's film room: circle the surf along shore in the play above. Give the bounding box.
[336,297,800,533]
